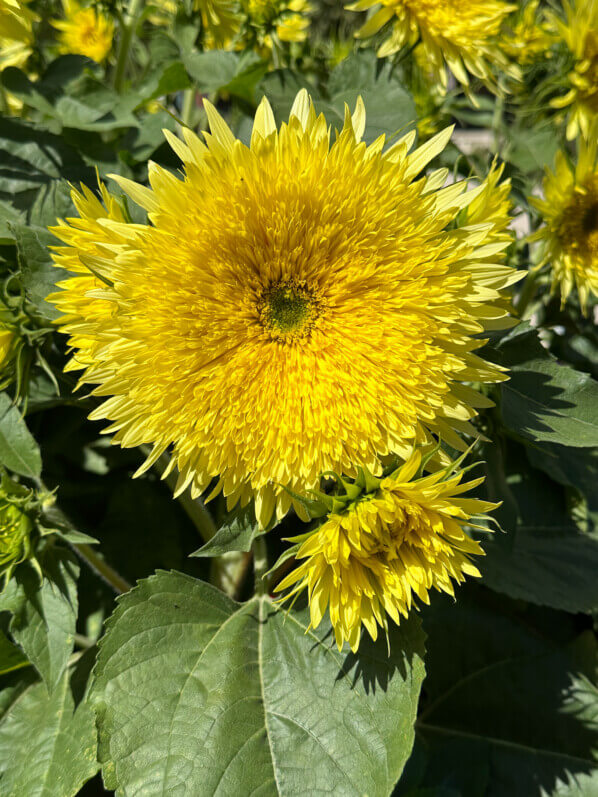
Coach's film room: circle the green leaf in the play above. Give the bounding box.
[411,588,598,797]
[494,326,598,447]
[0,392,42,477]
[8,549,79,693]
[191,504,262,557]
[92,571,425,796]
[183,50,239,93]
[478,439,598,613]
[14,224,67,321]
[0,629,29,676]
[0,665,98,796]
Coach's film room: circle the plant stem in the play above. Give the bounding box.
[253,536,268,596]
[181,88,196,128]
[113,0,145,92]
[72,543,132,595]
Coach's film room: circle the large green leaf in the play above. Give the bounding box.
[0,392,42,477]
[494,327,598,447]
[93,571,425,796]
[478,439,598,613]
[14,224,67,321]
[399,588,598,797]
[0,663,98,796]
[6,549,79,693]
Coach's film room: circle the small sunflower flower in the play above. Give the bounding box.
[276,448,496,652]
[549,0,598,140]
[0,490,33,586]
[50,92,519,528]
[52,0,114,63]
[240,0,311,53]
[349,0,518,93]
[530,126,598,312]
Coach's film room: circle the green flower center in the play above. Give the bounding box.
[259,280,321,340]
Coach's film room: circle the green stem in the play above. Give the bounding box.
[113,0,145,92]
[253,536,268,596]
[73,543,132,595]
[181,88,196,129]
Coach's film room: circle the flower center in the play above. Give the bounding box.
[258,280,321,340]
[559,180,598,260]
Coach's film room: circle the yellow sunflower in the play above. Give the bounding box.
[0,0,37,76]
[50,92,519,527]
[276,447,496,651]
[502,0,555,66]
[530,126,598,312]
[150,0,241,48]
[349,0,517,92]
[241,0,311,53]
[52,0,114,63]
[549,0,598,140]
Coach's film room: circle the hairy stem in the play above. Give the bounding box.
[72,543,132,595]
[253,536,268,596]
[113,0,145,92]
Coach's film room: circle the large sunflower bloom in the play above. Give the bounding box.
[549,0,598,140]
[530,126,598,312]
[349,0,517,92]
[50,92,519,527]
[52,0,114,63]
[276,447,496,651]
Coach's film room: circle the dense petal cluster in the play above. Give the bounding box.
[276,448,495,651]
[530,127,598,312]
[52,0,114,63]
[349,0,517,91]
[550,0,598,140]
[50,91,519,527]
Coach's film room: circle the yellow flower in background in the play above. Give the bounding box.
[151,0,241,48]
[50,91,519,528]
[241,0,311,52]
[502,0,555,66]
[549,0,598,140]
[276,448,496,651]
[52,0,114,63]
[349,0,517,92]
[530,127,598,312]
[0,0,37,73]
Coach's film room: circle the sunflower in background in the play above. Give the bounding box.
[276,447,496,652]
[348,0,518,94]
[501,0,555,66]
[0,0,37,71]
[52,0,114,63]
[239,0,311,56]
[530,124,598,313]
[150,0,241,48]
[549,0,598,140]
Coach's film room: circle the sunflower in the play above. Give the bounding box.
[549,0,598,140]
[501,0,555,66]
[530,126,598,312]
[52,0,114,63]
[240,0,311,53]
[50,91,519,527]
[349,0,517,92]
[276,447,495,651]
[0,488,33,586]
[150,0,241,48]
[0,0,37,74]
